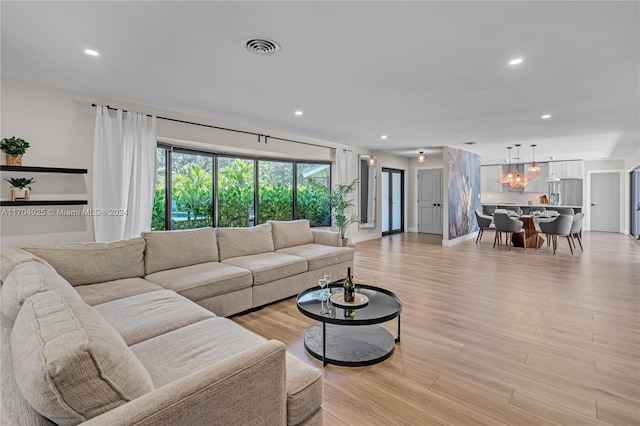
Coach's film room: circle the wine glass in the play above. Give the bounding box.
[318,277,328,314]
[324,271,332,286]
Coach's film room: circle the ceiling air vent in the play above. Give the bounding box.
[245,38,281,55]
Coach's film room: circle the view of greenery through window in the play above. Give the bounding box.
[152,147,331,230]
[218,158,254,227]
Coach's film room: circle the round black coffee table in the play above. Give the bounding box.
[296,283,402,367]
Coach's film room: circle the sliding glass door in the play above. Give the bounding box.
[381,168,404,235]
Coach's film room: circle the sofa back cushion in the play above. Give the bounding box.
[268,220,315,250]
[1,261,81,322]
[21,238,146,286]
[12,290,154,425]
[217,223,274,261]
[142,228,218,274]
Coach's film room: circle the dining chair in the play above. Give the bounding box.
[538,214,574,254]
[569,213,585,251]
[474,210,494,244]
[556,208,575,215]
[493,213,526,251]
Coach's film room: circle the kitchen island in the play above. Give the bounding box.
[482,204,583,215]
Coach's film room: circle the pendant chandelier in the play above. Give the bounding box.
[510,144,528,188]
[526,144,542,181]
[499,147,516,185]
[416,151,427,162]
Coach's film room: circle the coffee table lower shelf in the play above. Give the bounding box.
[303,323,396,367]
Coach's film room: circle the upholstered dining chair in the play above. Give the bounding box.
[474,210,494,244]
[493,213,526,251]
[569,213,585,252]
[555,208,575,215]
[538,214,574,254]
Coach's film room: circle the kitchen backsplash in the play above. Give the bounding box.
[481,191,548,205]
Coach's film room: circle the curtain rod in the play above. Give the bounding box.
[91,104,333,150]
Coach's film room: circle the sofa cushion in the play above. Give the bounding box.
[131,317,322,426]
[222,252,307,285]
[12,290,154,426]
[130,317,265,387]
[21,238,146,286]
[1,247,52,286]
[276,244,354,271]
[145,262,253,301]
[93,290,215,346]
[268,220,314,250]
[141,228,218,275]
[217,223,274,261]
[285,354,323,425]
[1,261,81,322]
[74,278,164,306]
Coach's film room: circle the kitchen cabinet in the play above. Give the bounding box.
[481,165,503,193]
[524,162,549,193]
[549,161,583,179]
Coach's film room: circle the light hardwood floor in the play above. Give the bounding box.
[233,231,640,425]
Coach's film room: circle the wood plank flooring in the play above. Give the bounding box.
[233,231,640,425]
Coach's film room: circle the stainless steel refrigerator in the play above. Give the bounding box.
[557,179,583,206]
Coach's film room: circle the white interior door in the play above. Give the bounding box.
[418,169,443,234]
[590,172,620,232]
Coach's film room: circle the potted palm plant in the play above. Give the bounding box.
[1,137,30,166]
[5,177,35,201]
[328,178,361,246]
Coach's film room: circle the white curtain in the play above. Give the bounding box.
[336,148,354,245]
[93,106,157,242]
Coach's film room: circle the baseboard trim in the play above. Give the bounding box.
[442,231,478,247]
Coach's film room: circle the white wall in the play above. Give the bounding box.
[2,77,391,246]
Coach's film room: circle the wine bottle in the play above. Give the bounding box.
[343,267,355,302]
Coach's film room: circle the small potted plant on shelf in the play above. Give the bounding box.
[5,177,35,201]
[1,137,30,166]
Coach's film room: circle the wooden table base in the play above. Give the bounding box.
[511,217,545,249]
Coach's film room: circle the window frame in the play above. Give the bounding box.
[154,143,331,229]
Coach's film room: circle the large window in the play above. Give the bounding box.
[258,161,293,224]
[152,146,330,230]
[171,152,213,229]
[218,157,254,227]
[296,163,331,226]
[152,148,166,230]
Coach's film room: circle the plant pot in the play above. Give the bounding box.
[342,238,349,247]
[11,188,29,201]
[6,154,22,166]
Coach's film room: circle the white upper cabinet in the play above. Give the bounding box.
[481,165,503,193]
[549,161,583,179]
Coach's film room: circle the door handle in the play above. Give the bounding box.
[591,203,596,206]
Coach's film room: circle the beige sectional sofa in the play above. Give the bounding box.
[0,220,354,426]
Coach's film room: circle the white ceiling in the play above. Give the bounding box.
[2,1,638,164]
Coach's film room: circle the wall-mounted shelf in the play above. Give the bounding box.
[1,166,88,208]
[0,165,88,174]
[0,200,88,206]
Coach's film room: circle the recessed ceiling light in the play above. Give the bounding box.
[509,58,523,65]
[84,49,99,56]
[541,114,551,119]
[294,110,303,116]
[380,135,388,140]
